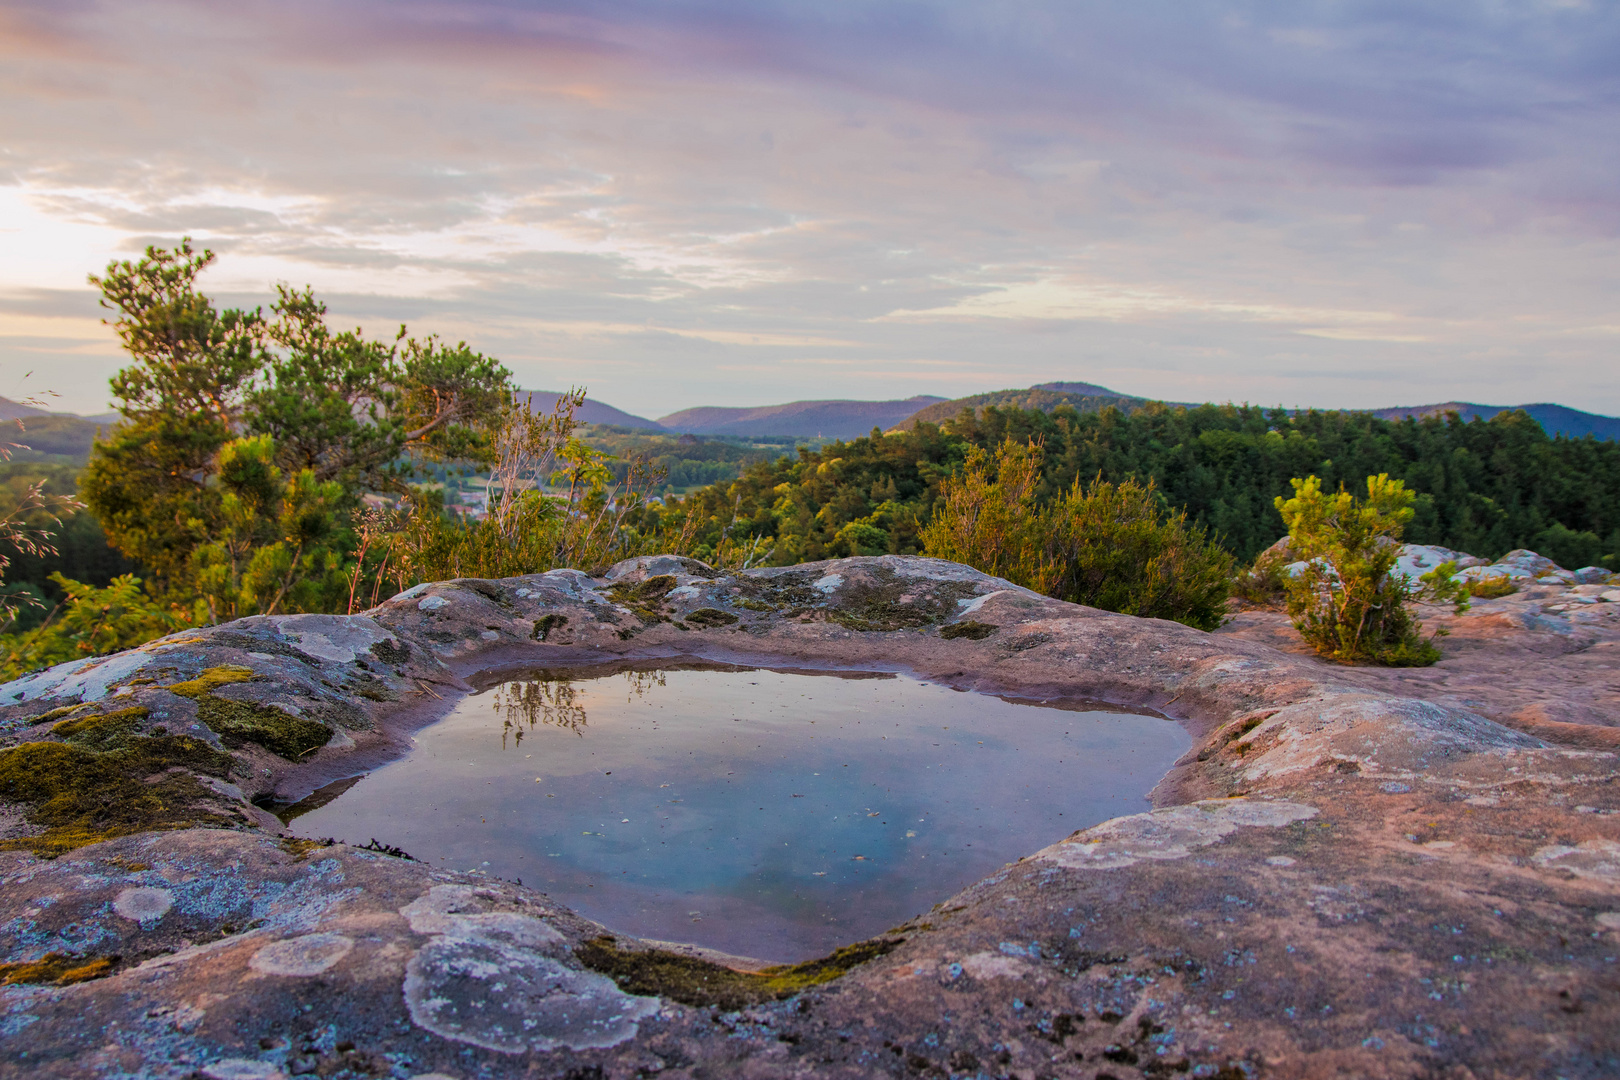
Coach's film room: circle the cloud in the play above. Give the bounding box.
[1,0,1618,416]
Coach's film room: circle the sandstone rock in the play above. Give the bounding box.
[1453,548,1583,590]
[1,554,1616,1078]
[1392,543,1486,580]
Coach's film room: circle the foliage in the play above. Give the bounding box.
[575,425,816,492]
[1231,547,1292,607]
[361,391,695,586]
[915,438,1045,582]
[0,573,204,679]
[656,424,964,566]
[0,415,103,465]
[920,438,1235,630]
[80,240,510,599]
[190,435,348,621]
[944,400,1620,565]
[1041,470,1235,629]
[656,401,1620,577]
[1467,576,1519,599]
[250,285,509,483]
[0,413,87,631]
[1275,474,1470,666]
[0,469,137,631]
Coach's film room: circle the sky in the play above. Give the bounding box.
[2,0,1618,420]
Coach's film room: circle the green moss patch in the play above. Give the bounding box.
[603,575,678,624]
[160,665,331,759]
[166,665,256,698]
[826,574,984,634]
[0,952,118,986]
[576,934,903,1009]
[31,705,90,725]
[195,698,332,760]
[532,613,569,641]
[940,620,997,640]
[684,608,739,628]
[0,733,235,857]
[1469,576,1519,599]
[50,707,151,752]
[281,836,337,860]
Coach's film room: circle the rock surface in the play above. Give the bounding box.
[1,554,1617,1079]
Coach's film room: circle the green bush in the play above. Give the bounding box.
[1467,576,1518,599]
[0,573,204,680]
[921,438,1234,630]
[1231,547,1291,607]
[1275,474,1469,666]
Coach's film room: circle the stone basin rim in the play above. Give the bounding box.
[3,555,1614,1078]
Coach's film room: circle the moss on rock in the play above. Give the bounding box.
[0,952,118,987]
[31,704,90,725]
[603,575,678,625]
[166,665,257,698]
[369,638,410,665]
[195,698,332,760]
[50,707,151,751]
[0,733,235,857]
[532,614,569,641]
[576,934,903,1009]
[161,664,332,759]
[684,608,739,628]
[940,620,997,640]
[827,577,982,633]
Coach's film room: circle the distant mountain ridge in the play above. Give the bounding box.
[518,391,662,431]
[1367,401,1620,441]
[6,388,1616,452]
[657,396,946,439]
[0,396,118,425]
[896,386,1153,431]
[895,385,1620,441]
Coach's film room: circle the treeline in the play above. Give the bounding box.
[581,426,815,492]
[659,402,1620,569]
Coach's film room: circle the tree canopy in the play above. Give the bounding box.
[80,239,511,607]
[658,401,1620,570]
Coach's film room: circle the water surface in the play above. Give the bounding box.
[291,666,1188,961]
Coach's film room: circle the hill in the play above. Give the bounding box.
[899,384,1620,441]
[518,391,663,431]
[1370,402,1620,441]
[0,413,106,465]
[0,397,49,422]
[894,386,1151,430]
[657,396,945,438]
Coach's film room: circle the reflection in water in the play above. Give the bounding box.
[496,670,669,748]
[496,678,588,746]
[293,667,1190,962]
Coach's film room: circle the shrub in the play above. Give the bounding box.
[1467,576,1518,599]
[1231,546,1291,607]
[0,574,204,680]
[1275,474,1469,666]
[921,438,1234,630]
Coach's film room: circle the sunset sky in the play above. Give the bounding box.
[2,1,1617,418]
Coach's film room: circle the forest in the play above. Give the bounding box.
[664,401,1620,571]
